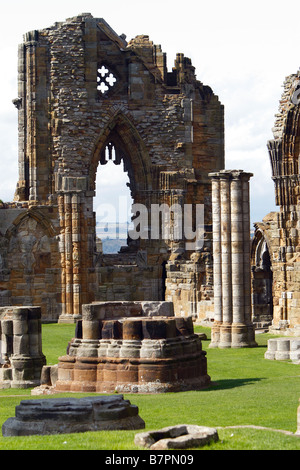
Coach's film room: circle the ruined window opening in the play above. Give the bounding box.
[97,65,117,94]
[252,233,273,326]
[95,143,133,254]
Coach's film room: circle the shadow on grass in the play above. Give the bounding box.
[203,377,264,391]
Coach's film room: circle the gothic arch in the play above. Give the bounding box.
[5,209,56,240]
[251,224,273,266]
[89,111,153,199]
[283,98,300,167]
[268,80,300,207]
[3,209,60,321]
[251,224,273,327]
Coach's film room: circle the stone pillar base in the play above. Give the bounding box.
[231,324,257,348]
[210,323,257,348]
[54,303,211,393]
[209,322,221,348]
[58,314,82,324]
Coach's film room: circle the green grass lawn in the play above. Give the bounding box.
[0,323,300,450]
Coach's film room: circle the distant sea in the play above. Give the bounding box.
[96,222,130,253]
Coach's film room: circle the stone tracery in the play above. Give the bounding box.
[97,65,117,94]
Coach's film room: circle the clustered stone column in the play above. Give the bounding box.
[209,170,257,348]
[0,307,46,388]
[56,175,95,323]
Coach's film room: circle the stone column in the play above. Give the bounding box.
[64,193,73,318]
[72,193,81,317]
[219,173,232,347]
[0,306,46,389]
[209,170,257,348]
[57,194,67,316]
[56,175,92,323]
[210,177,222,347]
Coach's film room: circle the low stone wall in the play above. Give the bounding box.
[0,306,46,388]
[54,301,210,393]
[264,337,300,363]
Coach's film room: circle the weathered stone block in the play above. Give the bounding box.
[265,337,300,363]
[134,424,219,450]
[2,395,145,436]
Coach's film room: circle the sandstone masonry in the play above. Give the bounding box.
[252,70,300,334]
[0,13,224,323]
[0,306,46,388]
[54,301,211,393]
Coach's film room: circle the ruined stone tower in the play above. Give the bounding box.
[0,14,224,322]
[252,70,300,334]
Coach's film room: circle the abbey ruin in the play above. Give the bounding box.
[0,11,300,355]
[252,71,300,336]
[0,13,224,325]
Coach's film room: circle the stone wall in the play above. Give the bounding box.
[0,14,224,323]
[252,69,300,332]
[0,204,61,321]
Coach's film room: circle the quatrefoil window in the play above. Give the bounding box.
[97,65,117,94]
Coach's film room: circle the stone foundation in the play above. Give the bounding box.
[54,301,211,393]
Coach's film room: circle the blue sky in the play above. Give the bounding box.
[0,0,299,226]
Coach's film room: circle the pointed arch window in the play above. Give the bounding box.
[95,142,134,253]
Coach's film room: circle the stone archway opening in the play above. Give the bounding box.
[90,113,153,260]
[251,230,273,328]
[95,142,134,254]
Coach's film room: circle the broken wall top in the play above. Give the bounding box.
[267,69,300,206]
[15,13,224,203]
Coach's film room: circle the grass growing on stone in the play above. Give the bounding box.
[0,324,300,450]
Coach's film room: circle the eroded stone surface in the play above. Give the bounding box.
[2,395,145,436]
[53,302,211,393]
[251,70,300,335]
[0,307,46,389]
[134,424,219,450]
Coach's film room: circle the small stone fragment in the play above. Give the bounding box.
[134,424,219,450]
